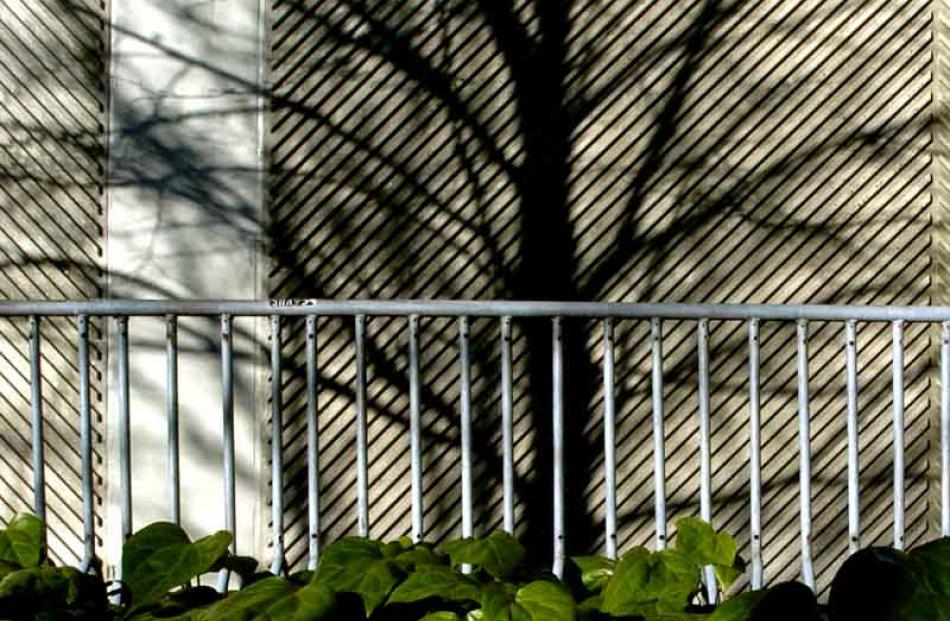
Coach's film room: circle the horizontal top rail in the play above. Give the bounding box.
[0,299,948,321]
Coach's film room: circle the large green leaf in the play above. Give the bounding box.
[122,522,190,575]
[600,548,698,616]
[440,531,526,580]
[901,538,950,620]
[121,523,232,615]
[312,538,399,615]
[0,514,45,568]
[569,556,614,594]
[651,549,702,609]
[674,518,736,569]
[388,566,481,604]
[515,581,575,621]
[600,548,650,616]
[255,580,336,621]
[203,577,293,620]
[202,576,333,621]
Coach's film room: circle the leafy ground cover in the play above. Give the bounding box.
[0,513,945,620]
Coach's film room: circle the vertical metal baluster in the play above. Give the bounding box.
[845,320,861,553]
[501,316,515,534]
[696,319,716,603]
[116,316,131,542]
[891,320,905,550]
[459,317,473,542]
[29,316,46,524]
[270,315,285,575]
[166,315,180,525]
[602,319,618,559]
[797,320,816,590]
[650,318,667,549]
[78,315,94,571]
[218,315,235,592]
[942,322,950,537]
[409,315,424,542]
[748,319,763,589]
[306,315,321,568]
[355,315,369,537]
[552,317,565,578]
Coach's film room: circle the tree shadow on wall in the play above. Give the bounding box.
[267,0,932,570]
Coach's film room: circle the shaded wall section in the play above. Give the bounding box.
[268,0,934,594]
[0,0,108,565]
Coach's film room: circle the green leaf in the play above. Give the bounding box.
[288,570,314,586]
[481,583,531,621]
[392,545,446,572]
[569,556,614,594]
[212,554,259,581]
[714,564,742,592]
[126,586,220,621]
[0,566,66,599]
[515,581,575,621]
[674,517,736,569]
[651,550,699,609]
[421,613,462,621]
[388,567,481,604]
[0,567,70,617]
[127,609,208,621]
[600,548,650,616]
[313,538,399,615]
[380,541,404,559]
[122,522,191,574]
[0,560,19,581]
[576,595,600,613]
[600,548,698,616]
[121,523,232,615]
[313,538,380,577]
[256,580,336,621]
[204,577,335,621]
[440,531,526,580]
[902,538,950,620]
[0,514,45,567]
[203,576,294,621]
[707,590,766,621]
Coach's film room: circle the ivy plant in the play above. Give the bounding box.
[0,511,947,621]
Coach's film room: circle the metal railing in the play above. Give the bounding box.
[5,299,948,598]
